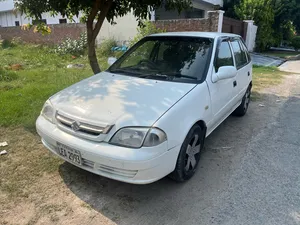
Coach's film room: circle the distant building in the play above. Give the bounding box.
[0,0,81,27]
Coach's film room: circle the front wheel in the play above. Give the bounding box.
[169,124,204,182]
[233,85,252,117]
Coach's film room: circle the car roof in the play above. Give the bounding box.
[149,32,241,39]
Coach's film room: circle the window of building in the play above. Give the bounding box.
[59,19,67,24]
[15,21,20,27]
[185,8,205,19]
[215,41,234,72]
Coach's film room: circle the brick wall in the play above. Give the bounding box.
[0,23,86,45]
[154,11,220,33]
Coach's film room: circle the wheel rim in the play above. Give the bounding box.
[184,134,201,172]
[243,89,251,111]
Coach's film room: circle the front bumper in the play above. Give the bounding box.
[36,116,180,184]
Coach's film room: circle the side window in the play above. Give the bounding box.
[215,41,234,72]
[239,39,251,62]
[231,40,248,69]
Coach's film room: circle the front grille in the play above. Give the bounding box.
[56,113,106,137]
[82,158,95,169]
[98,165,138,178]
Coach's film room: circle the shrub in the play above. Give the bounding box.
[291,36,300,51]
[11,37,23,45]
[130,21,165,47]
[98,38,117,56]
[55,32,87,56]
[1,39,14,49]
[0,67,18,82]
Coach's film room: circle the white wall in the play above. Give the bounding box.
[0,11,81,27]
[97,11,138,44]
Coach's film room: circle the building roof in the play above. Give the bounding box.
[150,32,240,39]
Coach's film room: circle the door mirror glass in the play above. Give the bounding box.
[108,57,117,66]
[213,66,237,82]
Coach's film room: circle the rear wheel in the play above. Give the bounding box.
[233,85,251,117]
[169,124,204,182]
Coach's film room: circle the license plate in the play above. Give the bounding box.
[57,142,82,165]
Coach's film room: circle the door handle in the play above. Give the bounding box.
[248,72,250,76]
[233,81,237,87]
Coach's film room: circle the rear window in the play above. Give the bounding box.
[231,40,248,69]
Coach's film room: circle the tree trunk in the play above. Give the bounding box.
[87,29,101,74]
[86,0,113,74]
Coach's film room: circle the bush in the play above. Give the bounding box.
[1,39,14,49]
[291,36,300,51]
[130,21,165,47]
[0,68,18,82]
[55,32,87,56]
[98,38,117,56]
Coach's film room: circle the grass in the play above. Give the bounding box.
[0,44,111,130]
[264,50,299,59]
[252,65,286,100]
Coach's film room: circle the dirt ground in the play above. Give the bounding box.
[1,63,300,225]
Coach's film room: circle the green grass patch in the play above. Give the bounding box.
[0,44,111,130]
[252,65,286,100]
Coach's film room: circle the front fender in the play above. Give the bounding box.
[153,82,212,150]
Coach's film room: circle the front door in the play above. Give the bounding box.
[206,39,237,134]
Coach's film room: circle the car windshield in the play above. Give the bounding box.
[109,36,213,83]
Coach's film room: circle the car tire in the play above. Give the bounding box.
[169,124,204,182]
[233,85,252,117]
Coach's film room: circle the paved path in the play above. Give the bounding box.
[251,53,285,67]
[279,60,300,73]
[58,62,300,225]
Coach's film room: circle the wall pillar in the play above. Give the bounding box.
[243,20,257,52]
[207,10,224,32]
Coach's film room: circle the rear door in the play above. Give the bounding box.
[230,38,252,103]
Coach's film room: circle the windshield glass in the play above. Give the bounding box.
[109,36,213,83]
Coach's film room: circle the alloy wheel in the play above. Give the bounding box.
[184,134,201,172]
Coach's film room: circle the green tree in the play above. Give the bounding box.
[15,0,191,74]
[235,0,275,51]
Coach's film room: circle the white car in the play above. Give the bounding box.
[36,32,252,184]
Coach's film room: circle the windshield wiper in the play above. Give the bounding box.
[109,68,141,76]
[139,73,197,80]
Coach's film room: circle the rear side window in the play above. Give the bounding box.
[231,40,248,69]
[215,41,234,72]
[239,40,251,62]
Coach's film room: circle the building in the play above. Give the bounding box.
[97,0,224,43]
[0,0,80,27]
[155,0,223,20]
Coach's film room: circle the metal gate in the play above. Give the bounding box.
[222,16,247,40]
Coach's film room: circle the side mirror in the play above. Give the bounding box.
[212,66,237,83]
[108,57,117,66]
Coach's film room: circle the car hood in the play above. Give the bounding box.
[50,71,196,128]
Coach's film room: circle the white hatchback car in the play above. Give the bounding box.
[36,32,252,184]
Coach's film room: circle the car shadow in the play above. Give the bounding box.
[58,93,282,225]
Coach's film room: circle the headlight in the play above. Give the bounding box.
[41,100,55,123]
[109,127,167,148]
